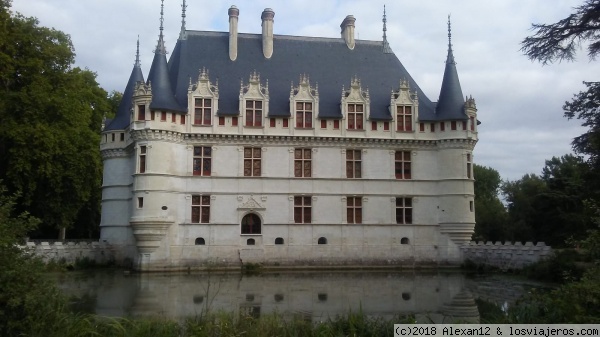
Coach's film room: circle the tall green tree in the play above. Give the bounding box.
[0,1,111,238]
[473,164,508,242]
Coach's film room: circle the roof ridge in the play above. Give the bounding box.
[185,30,384,44]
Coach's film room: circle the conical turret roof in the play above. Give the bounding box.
[436,16,466,120]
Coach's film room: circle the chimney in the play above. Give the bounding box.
[340,15,356,50]
[228,5,239,61]
[261,8,275,59]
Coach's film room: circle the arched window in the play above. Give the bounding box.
[241,213,262,234]
[275,237,284,245]
[247,238,255,245]
[318,237,327,245]
[400,237,409,245]
[195,237,206,245]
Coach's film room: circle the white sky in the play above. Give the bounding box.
[11,0,599,181]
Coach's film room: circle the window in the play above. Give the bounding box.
[451,121,457,130]
[232,117,238,126]
[401,237,410,244]
[120,133,125,141]
[151,111,155,120]
[430,123,435,132]
[219,116,225,125]
[193,146,211,176]
[470,201,474,212]
[247,238,255,245]
[396,197,412,224]
[294,148,312,177]
[161,111,167,121]
[296,102,313,128]
[241,213,261,234]
[419,123,425,132]
[245,100,262,127]
[318,237,327,245]
[396,106,413,131]
[321,120,327,129]
[440,122,445,131]
[195,237,205,245]
[384,121,390,131]
[137,104,146,121]
[294,196,312,223]
[347,197,362,224]
[243,147,261,177]
[194,98,212,125]
[275,237,284,245]
[171,113,176,123]
[467,153,473,179]
[395,151,411,179]
[139,146,147,173]
[111,133,115,142]
[269,118,276,127]
[334,120,340,129]
[371,121,377,131]
[470,116,475,131]
[181,115,186,124]
[462,120,467,130]
[346,150,362,178]
[137,197,144,208]
[283,119,289,128]
[347,103,364,130]
[191,195,210,223]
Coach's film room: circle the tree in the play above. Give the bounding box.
[0,2,111,238]
[473,164,508,242]
[521,0,600,65]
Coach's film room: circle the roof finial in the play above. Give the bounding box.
[179,0,187,40]
[135,35,141,67]
[382,5,392,53]
[155,0,167,54]
[446,14,455,64]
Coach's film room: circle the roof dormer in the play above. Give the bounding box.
[341,76,370,131]
[240,71,269,127]
[290,74,319,129]
[391,79,419,132]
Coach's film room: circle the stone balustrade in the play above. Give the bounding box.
[461,241,552,270]
[19,241,114,265]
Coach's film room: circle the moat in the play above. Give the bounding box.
[51,270,541,323]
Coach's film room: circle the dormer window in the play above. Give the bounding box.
[391,79,418,133]
[137,104,146,121]
[194,98,212,126]
[240,71,268,128]
[290,75,318,129]
[188,68,219,127]
[341,76,369,131]
[245,100,263,127]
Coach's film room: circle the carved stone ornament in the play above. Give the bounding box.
[238,195,266,210]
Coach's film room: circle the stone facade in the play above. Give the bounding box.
[100,4,478,271]
[20,241,115,265]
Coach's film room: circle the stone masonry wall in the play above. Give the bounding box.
[19,241,115,265]
[461,241,552,270]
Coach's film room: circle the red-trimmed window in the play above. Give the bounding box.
[180,115,186,124]
[151,111,155,120]
[347,197,362,224]
[296,102,313,128]
[232,117,238,126]
[384,122,390,131]
[245,100,262,127]
[194,98,212,125]
[139,146,147,173]
[462,120,467,130]
[371,121,377,131]
[218,116,225,126]
[419,123,425,132]
[395,151,411,179]
[270,118,276,127]
[321,120,327,129]
[137,105,146,121]
[346,150,362,178]
[294,148,312,178]
[334,120,340,129]
[193,146,211,176]
[171,113,176,123]
[283,118,289,128]
[294,196,312,223]
[161,112,167,121]
[451,121,457,130]
[243,147,261,177]
[430,123,435,132]
[440,122,445,131]
[396,197,412,224]
[396,106,413,131]
[470,116,475,131]
[347,104,364,130]
[191,195,210,223]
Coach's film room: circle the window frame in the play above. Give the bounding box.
[347,103,364,130]
[293,196,312,224]
[346,150,362,179]
[396,197,413,224]
[139,145,147,173]
[396,105,413,132]
[191,194,211,224]
[193,146,212,176]
[346,197,362,224]
[395,151,412,179]
[243,147,262,177]
[295,101,313,128]
[241,213,262,234]
[194,98,212,126]
[245,100,263,127]
[294,148,312,178]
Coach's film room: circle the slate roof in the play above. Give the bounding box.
[105,62,144,131]
[436,42,467,120]
[167,31,462,121]
[147,37,186,113]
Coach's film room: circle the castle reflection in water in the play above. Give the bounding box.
[56,271,485,323]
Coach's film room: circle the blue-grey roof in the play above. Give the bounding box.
[436,46,467,120]
[147,37,186,113]
[167,31,457,121]
[104,63,144,131]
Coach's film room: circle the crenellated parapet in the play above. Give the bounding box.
[19,241,114,265]
[461,241,552,270]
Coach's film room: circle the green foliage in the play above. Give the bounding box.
[564,81,600,169]
[521,0,600,64]
[0,2,112,237]
[473,164,508,242]
[521,249,585,283]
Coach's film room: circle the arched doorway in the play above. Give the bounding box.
[241,213,261,234]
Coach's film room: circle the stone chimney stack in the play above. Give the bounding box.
[261,8,275,59]
[228,5,239,61]
[340,15,356,50]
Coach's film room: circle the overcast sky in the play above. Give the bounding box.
[11,0,600,181]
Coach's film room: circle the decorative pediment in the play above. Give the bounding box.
[238,196,265,210]
[341,76,370,104]
[188,68,219,98]
[133,81,152,97]
[466,95,476,109]
[240,71,269,100]
[290,74,318,101]
[390,78,418,105]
